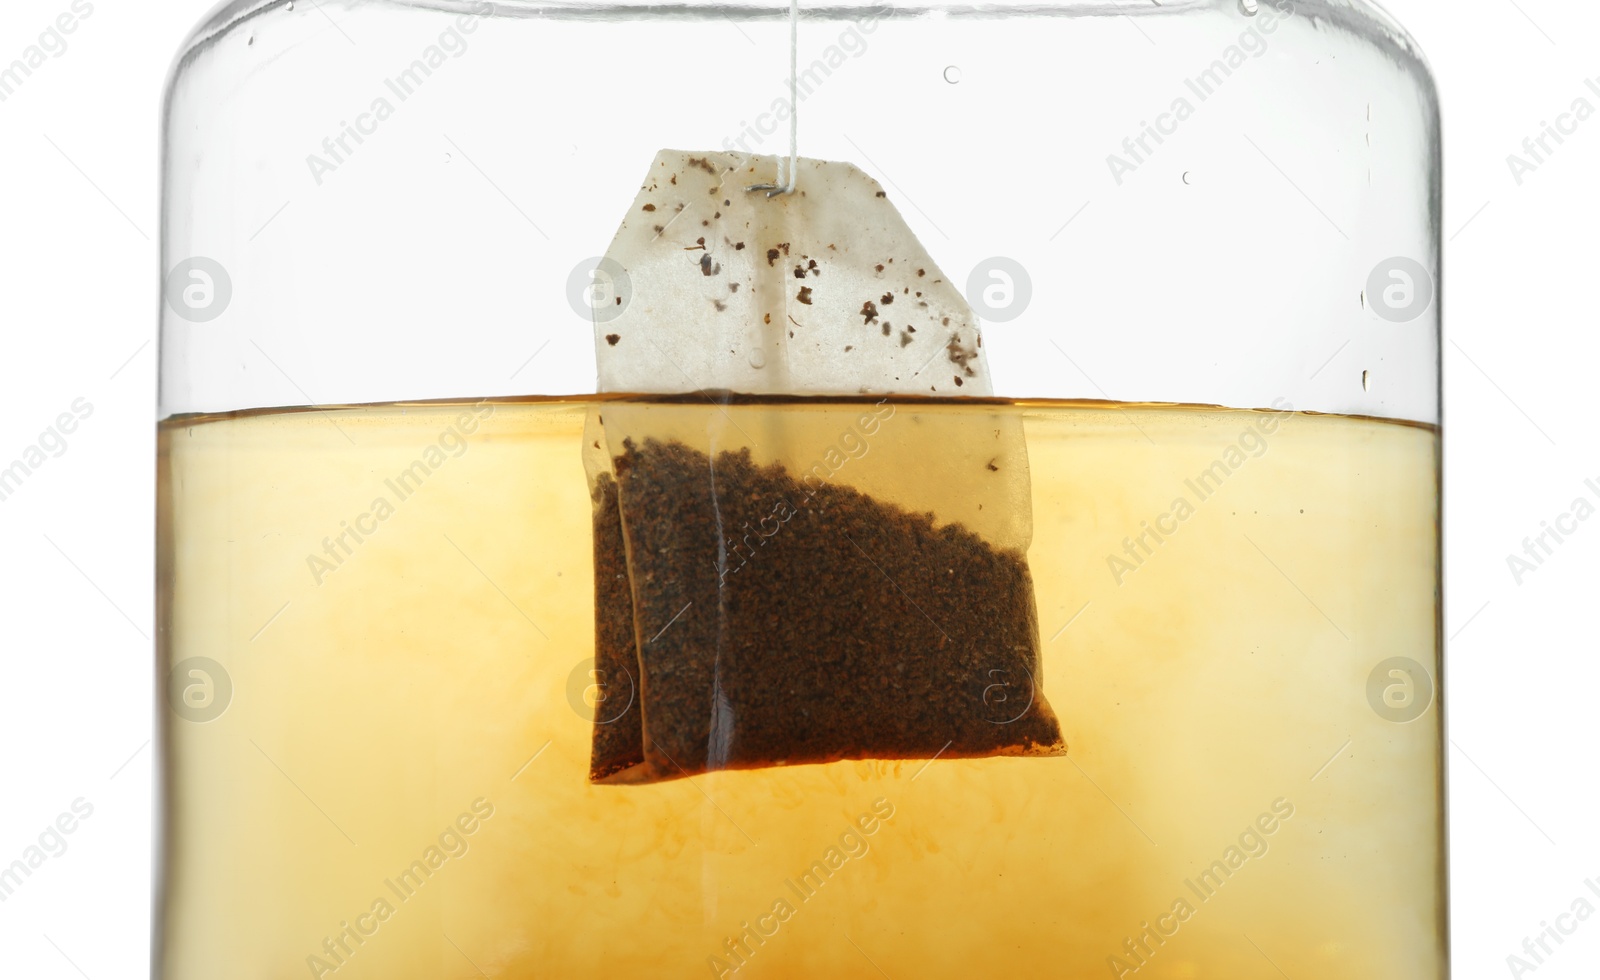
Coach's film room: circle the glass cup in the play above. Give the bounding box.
[158,0,1443,976]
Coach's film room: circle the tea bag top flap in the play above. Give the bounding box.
[595,150,990,397]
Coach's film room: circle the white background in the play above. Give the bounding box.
[0,0,1596,977]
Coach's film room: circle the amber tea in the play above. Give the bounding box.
[156,396,1443,980]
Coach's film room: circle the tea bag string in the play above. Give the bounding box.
[751,0,800,197]
[784,0,798,191]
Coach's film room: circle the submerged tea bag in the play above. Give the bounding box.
[583,151,1062,784]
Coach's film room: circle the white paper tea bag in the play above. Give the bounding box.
[581,151,1059,785]
[595,150,990,397]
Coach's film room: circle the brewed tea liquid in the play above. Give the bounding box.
[156,398,1442,979]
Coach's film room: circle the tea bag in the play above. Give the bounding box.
[583,151,1063,784]
[594,151,987,397]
